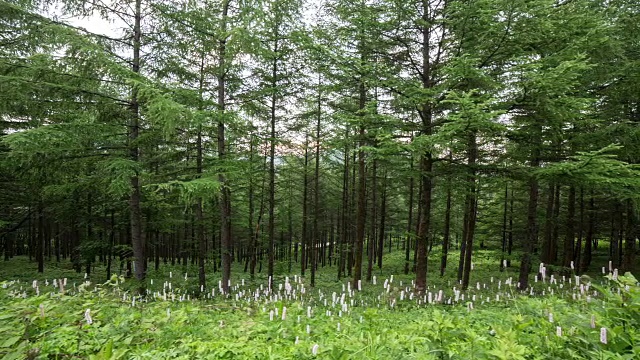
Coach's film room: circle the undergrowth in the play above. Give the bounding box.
[0,251,638,359]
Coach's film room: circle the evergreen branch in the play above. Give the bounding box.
[0,75,130,105]
[478,5,515,69]
[0,60,127,86]
[0,209,32,237]
[2,1,133,47]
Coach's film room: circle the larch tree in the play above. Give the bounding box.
[249,0,304,287]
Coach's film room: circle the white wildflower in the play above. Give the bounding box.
[600,327,607,344]
[84,309,93,325]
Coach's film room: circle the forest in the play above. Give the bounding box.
[0,0,639,358]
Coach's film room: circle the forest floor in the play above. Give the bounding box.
[0,249,638,359]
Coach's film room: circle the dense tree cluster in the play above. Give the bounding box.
[1,0,638,294]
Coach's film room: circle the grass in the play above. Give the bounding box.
[0,248,638,359]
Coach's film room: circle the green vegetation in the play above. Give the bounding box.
[1,253,639,359]
[1,0,640,358]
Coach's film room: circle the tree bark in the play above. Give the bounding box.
[348,150,357,276]
[366,158,377,282]
[311,75,322,287]
[196,50,207,291]
[507,186,514,267]
[461,131,478,290]
[352,82,367,288]
[609,204,618,269]
[518,145,540,290]
[217,0,232,293]
[541,183,555,264]
[37,203,44,273]
[301,134,309,276]
[404,155,414,275]
[247,132,256,276]
[338,126,349,280]
[377,171,387,269]
[622,200,636,272]
[129,0,145,295]
[580,194,595,273]
[574,188,584,272]
[415,0,434,293]
[441,157,452,276]
[500,183,508,271]
[267,21,280,288]
[562,186,576,268]
[551,186,561,263]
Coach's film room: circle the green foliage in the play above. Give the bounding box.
[102,158,141,197]
[150,177,221,206]
[0,255,638,359]
[0,1,639,359]
[537,144,640,199]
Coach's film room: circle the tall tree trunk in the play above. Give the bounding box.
[217,0,232,293]
[366,158,377,282]
[312,76,322,287]
[457,207,468,282]
[519,145,540,290]
[622,200,636,272]
[267,30,280,289]
[610,204,618,269]
[301,134,310,276]
[129,0,145,295]
[404,155,414,275]
[247,133,256,276]
[551,186,561,263]
[562,186,576,268]
[106,211,115,280]
[541,183,555,264]
[28,208,33,262]
[348,150,357,276]
[154,231,160,272]
[377,171,387,269]
[86,191,93,274]
[288,200,293,272]
[574,188,584,272]
[413,179,423,272]
[247,131,257,279]
[352,80,367,289]
[461,131,478,290]
[332,220,337,266]
[580,194,595,273]
[507,186,514,267]
[415,154,432,293]
[37,202,44,273]
[500,183,508,271]
[196,50,207,291]
[251,151,268,277]
[182,214,189,267]
[415,0,434,293]
[441,155,452,276]
[338,126,349,280]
